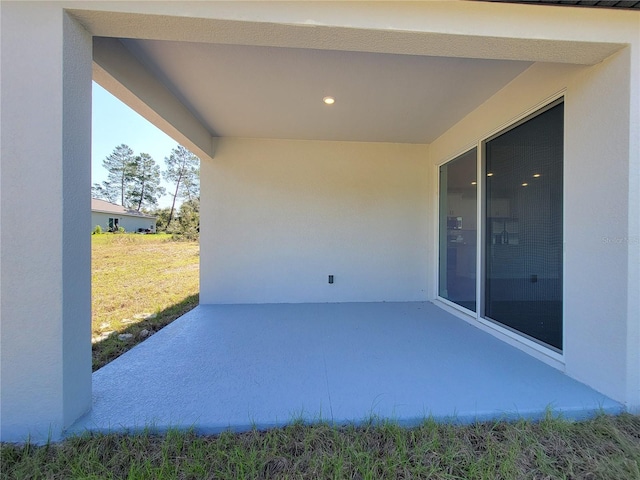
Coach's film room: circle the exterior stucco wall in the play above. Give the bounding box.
[200,138,430,304]
[629,82,640,412]
[1,4,92,442]
[429,51,639,408]
[563,48,635,407]
[91,211,156,233]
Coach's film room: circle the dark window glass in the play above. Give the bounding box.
[485,102,563,350]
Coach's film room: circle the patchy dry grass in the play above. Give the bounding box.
[2,413,640,479]
[91,233,199,370]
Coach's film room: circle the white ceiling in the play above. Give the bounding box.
[121,38,532,144]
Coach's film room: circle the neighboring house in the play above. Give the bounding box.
[1,1,638,443]
[91,198,156,233]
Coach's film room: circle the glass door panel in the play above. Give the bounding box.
[439,148,477,312]
[484,102,563,350]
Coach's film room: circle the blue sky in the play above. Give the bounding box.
[92,82,182,209]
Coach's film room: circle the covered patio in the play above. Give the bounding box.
[2,2,638,444]
[68,302,621,437]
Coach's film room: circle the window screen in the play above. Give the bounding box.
[484,102,563,350]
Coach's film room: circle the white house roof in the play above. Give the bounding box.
[91,198,156,219]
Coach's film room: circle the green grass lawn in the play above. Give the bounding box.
[91,233,199,370]
[2,414,639,479]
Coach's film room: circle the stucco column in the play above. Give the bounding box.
[1,3,92,442]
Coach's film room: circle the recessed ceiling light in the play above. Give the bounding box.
[533,173,541,178]
[522,182,528,187]
[323,96,335,105]
[471,181,477,185]
[487,172,494,177]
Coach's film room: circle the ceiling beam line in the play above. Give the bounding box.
[73,9,626,66]
[93,36,216,160]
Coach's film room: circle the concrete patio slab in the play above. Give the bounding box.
[67,302,623,437]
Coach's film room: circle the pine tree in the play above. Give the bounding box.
[163,145,200,228]
[126,153,166,211]
[91,182,117,204]
[92,144,135,206]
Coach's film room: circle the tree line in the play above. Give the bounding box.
[92,144,200,235]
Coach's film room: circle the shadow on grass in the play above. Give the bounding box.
[92,294,199,372]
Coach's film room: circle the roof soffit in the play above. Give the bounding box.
[70,2,633,145]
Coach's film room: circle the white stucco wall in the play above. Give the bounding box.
[91,212,156,233]
[200,138,429,304]
[563,49,635,406]
[1,4,92,442]
[429,51,639,408]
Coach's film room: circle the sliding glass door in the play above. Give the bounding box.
[438,100,563,351]
[484,102,563,350]
[439,148,477,312]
